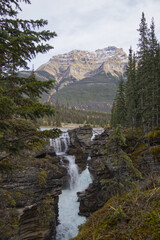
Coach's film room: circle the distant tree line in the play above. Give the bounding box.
[111,13,160,131]
[38,103,110,127]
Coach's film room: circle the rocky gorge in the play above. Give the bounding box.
[0,126,93,240]
[70,126,160,240]
[0,126,160,240]
[0,148,65,239]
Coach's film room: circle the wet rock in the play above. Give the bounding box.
[68,126,92,172]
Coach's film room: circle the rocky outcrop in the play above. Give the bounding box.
[35,145,56,158]
[67,126,92,172]
[78,128,160,217]
[0,155,64,240]
[78,129,111,216]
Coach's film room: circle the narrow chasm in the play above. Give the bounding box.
[50,130,92,240]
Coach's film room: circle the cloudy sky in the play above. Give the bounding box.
[19,0,160,69]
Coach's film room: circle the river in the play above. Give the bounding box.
[49,128,103,239]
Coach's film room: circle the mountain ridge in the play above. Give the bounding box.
[37,46,127,84]
[20,46,128,111]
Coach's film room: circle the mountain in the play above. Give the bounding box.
[21,46,128,111]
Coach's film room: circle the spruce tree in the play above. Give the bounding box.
[136,14,160,129]
[111,12,160,130]
[148,19,159,127]
[136,12,149,129]
[111,76,126,127]
[116,76,127,127]
[126,48,140,128]
[155,44,160,126]
[0,0,60,162]
[110,98,118,127]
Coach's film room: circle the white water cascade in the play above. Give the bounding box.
[50,132,70,154]
[51,131,92,240]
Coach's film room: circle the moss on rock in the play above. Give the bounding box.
[71,183,160,240]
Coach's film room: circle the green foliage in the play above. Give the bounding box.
[0,0,60,163]
[0,208,19,238]
[0,190,16,208]
[38,104,110,127]
[0,189,19,238]
[111,76,126,127]
[51,72,119,112]
[0,158,21,173]
[100,178,118,190]
[111,124,126,146]
[120,150,142,179]
[37,193,55,225]
[125,48,139,128]
[103,125,142,193]
[145,127,160,139]
[111,13,160,130]
[37,170,47,187]
[71,183,160,240]
[150,146,160,162]
[105,125,126,154]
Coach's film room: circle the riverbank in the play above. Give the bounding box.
[40,124,83,130]
[40,123,103,130]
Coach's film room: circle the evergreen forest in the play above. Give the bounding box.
[111,13,160,131]
[38,104,110,127]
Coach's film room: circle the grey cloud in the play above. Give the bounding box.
[19,0,160,69]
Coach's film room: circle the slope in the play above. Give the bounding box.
[50,71,119,112]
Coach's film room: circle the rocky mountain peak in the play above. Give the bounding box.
[37,46,128,83]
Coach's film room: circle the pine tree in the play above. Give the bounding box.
[136,12,151,130]
[111,12,160,130]
[110,96,118,127]
[155,44,160,126]
[111,76,126,127]
[0,0,61,162]
[116,76,126,127]
[148,19,159,127]
[126,48,139,128]
[136,14,160,129]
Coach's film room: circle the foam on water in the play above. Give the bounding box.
[49,129,97,239]
[56,157,92,240]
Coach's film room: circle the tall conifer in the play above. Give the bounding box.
[148,19,159,127]
[0,0,60,161]
[126,48,139,128]
[136,12,150,129]
[111,76,126,127]
[111,12,160,130]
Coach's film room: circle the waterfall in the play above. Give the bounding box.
[56,158,92,240]
[50,132,70,154]
[91,127,104,140]
[51,131,92,240]
[66,155,79,190]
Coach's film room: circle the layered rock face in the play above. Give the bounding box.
[0,155,65,240]
[37,46,127,89]
[68,126,92,172]
[78,129,112,216]
[68,127,160,217]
